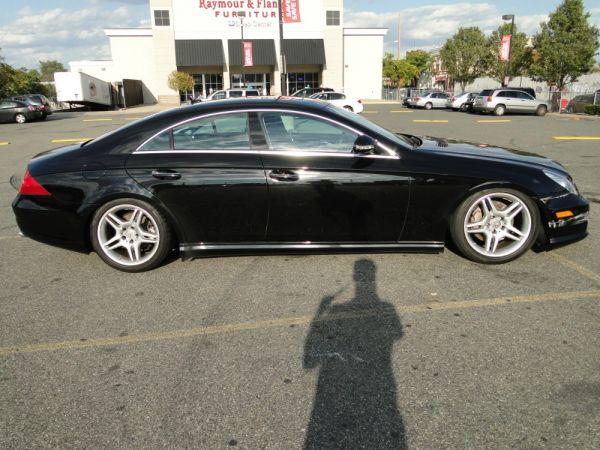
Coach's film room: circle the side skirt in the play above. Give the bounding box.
[179,242,445,260]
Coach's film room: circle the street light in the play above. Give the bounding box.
[502,14,515,87]
[237,11,246,40]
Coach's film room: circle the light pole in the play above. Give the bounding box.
[502,14,515,87]
[278,0,287,95]
[237,11,246,40]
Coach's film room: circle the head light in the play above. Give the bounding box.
[543,169,578,195]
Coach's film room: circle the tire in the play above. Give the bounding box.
[343,105,354,113]
[493,105,506,116]
[40,114,48,121]
[90,198,173,272]
[425,102,433,110]
[15,113,27,124]
[536,105,547,117]
[450,188,540,264]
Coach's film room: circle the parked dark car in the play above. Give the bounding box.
[565,93,596,114]
[291,87,334,98]
[10,94,53,118]
[0,99,43,124]
[12,98,588,272]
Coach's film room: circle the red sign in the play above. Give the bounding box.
[499,34,512,62]
[282,0,301,23]
[243,41,253,67]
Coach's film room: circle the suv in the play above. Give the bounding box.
[474,89,548,116]
[192,89,261,103]
[10,94,52,119]
[291,87,334,98]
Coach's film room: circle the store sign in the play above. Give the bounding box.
[282,0,301,23]
[198,0,278,19]
[243,41,254,66]
[499,34,512,62]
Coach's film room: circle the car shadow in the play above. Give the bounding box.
[303,259,407,449]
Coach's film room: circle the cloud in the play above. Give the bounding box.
[0,5,146,68]
[345,2,552,57]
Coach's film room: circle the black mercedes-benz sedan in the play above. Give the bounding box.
[12,98,589,272]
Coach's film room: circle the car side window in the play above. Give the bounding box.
[330,93,345,100]
[261,112,358,153]
[139,130,172,151]
[246,90,259,97]
[212,91,226,100]
[517,91,534,100]
[172,113,250,151]
[230,91,243,98]
[496,91,507,98]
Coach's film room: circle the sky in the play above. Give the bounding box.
[0,0,599,69]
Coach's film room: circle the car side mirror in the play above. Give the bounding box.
[353,135,377,155]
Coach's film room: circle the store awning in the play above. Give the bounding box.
[175,40,225,67]
[282,39,326,65]
[228,40,277,66]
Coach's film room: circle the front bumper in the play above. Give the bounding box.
[539,193,589,247]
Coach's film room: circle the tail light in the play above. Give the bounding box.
[28,105,36,111]
[39,105,46,110]
[19,170,50,196]
[487,96,493,102]
[452,97,456,101]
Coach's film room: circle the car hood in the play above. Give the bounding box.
[416,136,566,173]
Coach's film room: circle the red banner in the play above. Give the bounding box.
[243,41,253,67]
[499,34,512,62]
[282,0,301,23]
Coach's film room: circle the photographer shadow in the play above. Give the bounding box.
[303,259,407,449]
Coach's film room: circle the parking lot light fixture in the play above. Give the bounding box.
[502,14,516,87]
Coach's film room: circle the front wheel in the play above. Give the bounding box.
[15,113,27,124]
[451,189,539,264]
[343,105,354,113]
[536,105,547,117]
[425,102,433,110]
[91,199,173,272]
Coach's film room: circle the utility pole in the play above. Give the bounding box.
[397,14,402,59]
[278,1,287,95]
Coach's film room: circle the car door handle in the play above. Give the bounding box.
[152,169,181,180]
[269,170,299,182]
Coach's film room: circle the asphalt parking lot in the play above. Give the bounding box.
[1,105,599,448]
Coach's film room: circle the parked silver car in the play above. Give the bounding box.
[473,89,548,116]
[411,91,451,109]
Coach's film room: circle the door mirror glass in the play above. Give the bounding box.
[353,135,377,154]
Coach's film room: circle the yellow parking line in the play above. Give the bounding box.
[1,289,598,357]
[553,136,600,141]
[477,119,512,123]
[363,111,378,114]
[0,141,9,146]
[82,118,113,122]
[391,110,414,113]
[413,119,449,123]
[124,117,144,121]
[50,138,92,143]
[548,253,600,284]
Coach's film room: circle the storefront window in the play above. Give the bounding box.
[192,74,224,99]
[230,73,271,95]
[287,72,320,95]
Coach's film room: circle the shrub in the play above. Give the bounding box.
[584,104,600,115]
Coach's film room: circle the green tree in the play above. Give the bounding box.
[405,50,433,87]
[440,27,489,91]
[168,70,194,93]
[383,53,419,88]
[39,60,66,82]
[487,23,532,86]
[529,0,599,89]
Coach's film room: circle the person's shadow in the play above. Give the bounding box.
[303,259,407,449]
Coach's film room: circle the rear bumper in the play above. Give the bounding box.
[12,195,89,252]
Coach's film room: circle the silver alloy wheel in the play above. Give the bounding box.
[97,204,160,266]
[463,192,532,258]
[15,114,26,124]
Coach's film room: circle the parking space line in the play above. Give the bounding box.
[363,111,378,114]
[391,110,414,113]
[0,142,10,146]
[124,117,144,121]
[50,138,92,143]
[548,252,600,285]
[413,120,449,123]
[477,119,512,123]
[553,136,600,141]
[1,289,598,357]
[82,118,113,122]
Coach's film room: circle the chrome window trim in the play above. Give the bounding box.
[134,108,398,158]
[133,149,399,160]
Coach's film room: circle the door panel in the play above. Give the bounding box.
[258,111,410,242]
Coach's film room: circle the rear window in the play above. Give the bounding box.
[480,90,495,96]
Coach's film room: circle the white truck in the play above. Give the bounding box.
[54,72,113,107]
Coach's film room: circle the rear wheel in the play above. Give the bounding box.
[493,105,506,116]
[451,189,539,264]
[15,113,27,124]
[536,105,547,117]
[425,102,433,110]
[343,105,354,112]
[91,199,172,272]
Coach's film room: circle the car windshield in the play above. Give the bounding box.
[329,105,414,149]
